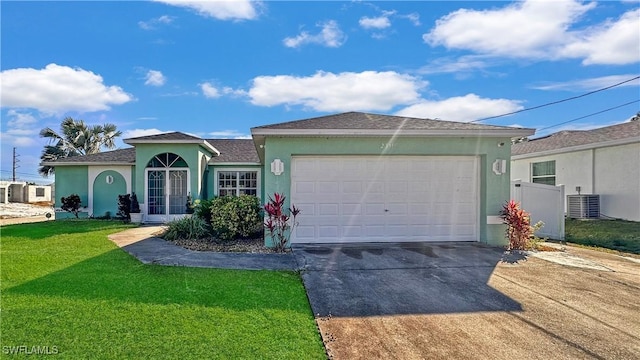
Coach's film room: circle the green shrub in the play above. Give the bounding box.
[194,198,216,224]
[60,194,82,218]
[164,216,210,241]
[210,195,262,241]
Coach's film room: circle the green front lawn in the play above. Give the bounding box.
[565,218,640,254]
[0,220,324,359]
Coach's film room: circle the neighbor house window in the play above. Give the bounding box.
[36,187,45,197]
[217,170,258,196]
[531,160,556,185]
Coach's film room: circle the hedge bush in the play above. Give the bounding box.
[210,195,262,241]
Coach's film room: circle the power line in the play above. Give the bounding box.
[470,75,640,123]
[537,99,639,132]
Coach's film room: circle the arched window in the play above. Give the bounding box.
[146,153,188,168]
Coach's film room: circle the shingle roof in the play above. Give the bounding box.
[512,120,640,156]
[125,131,201,141]
[46,148,136,164]
[207,139,260,163]
[45,140,259,165]
[253,111,523,131]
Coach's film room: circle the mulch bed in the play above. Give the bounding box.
[168,237,279,254]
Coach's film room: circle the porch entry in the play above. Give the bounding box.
[145,153,190,222]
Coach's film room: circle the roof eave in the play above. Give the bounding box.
[40,161,135,166]
[512,136,640,160]
[250,128,535,138]
[124,139,220,155]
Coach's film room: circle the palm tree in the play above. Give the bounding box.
[39,117,122,176]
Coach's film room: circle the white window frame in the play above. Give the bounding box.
[531,160,556,185]
[214,168,261,197]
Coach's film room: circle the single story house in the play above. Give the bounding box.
[0,181,52,204]
[511,120,639,222]
[44,112,534,246]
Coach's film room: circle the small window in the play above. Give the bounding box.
[36,187,45,197]
[532,160,556,185]
[218,171,258,197]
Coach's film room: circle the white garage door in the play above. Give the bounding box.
[291,156,478,243]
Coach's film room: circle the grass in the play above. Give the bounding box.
[564,218,640,254]
[0,220,325,359]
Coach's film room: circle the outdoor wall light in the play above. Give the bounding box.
[492,159,507,175]
[271,159,284,176]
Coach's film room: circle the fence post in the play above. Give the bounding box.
[557,184,565,241]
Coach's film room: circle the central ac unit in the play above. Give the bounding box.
[567,195,600,219]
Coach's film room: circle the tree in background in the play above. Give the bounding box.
[39,117,122,176]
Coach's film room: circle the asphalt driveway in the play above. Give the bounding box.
[294,242,640,359]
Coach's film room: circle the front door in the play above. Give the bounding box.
[146,169,189,222]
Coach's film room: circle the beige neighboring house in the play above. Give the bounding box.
[0,181,53,204]
[511,120,640,222]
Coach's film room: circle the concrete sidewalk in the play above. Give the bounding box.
[108,226,297,271]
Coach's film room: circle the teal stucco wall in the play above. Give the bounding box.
[54,166,89,219]
[262,136,512,246]
[93,170,127,218]
[133,144,215,205]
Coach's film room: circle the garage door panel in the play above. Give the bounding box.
[291,156,478,243]
[343,226,362,237]
[342,203,362,215]
[342,181,362,193]
[294,181,315,194]
[364,225,385,236]
[319,226,339,238]
[319,203,339,215]
[386,203,407,214]
[365,203,385,214]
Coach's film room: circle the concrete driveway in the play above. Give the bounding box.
[294,242,640,359]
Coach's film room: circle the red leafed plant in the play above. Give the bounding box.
[264,193,300,252]
[500,200,534,250]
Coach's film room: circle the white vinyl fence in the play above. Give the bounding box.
[511,180,565,240]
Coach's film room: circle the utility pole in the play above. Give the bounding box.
[12,147,20,181]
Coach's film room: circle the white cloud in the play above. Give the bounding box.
[123,128,165,139]
[1,110,40,147]
[402,12,421,26]
[418,55,492,75]
[560,9,640,65]
[248,70,425,112]
[424,0,595,59]
[283,20,346,48]
[200,82,221,98]
[154,0,261,21]
[359,15,391,29]
[395,94,523,122]
[138,15,175,30]
[0,63,133,114]
[221,87,247,97]
[421,0,640,65]
[144,70,166,86]
[208,130,250,138]
[531,74,640,91]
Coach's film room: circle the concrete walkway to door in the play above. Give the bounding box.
[108,226,297,271]
[294,242,640,359]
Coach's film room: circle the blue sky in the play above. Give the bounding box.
[1,0,639,184]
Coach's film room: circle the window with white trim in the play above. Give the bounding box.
[36,187,45,196]
[531,160,556,185]
[217,170,258,196]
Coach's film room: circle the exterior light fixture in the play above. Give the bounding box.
[492,159,507,175]
[271,159,284,176]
